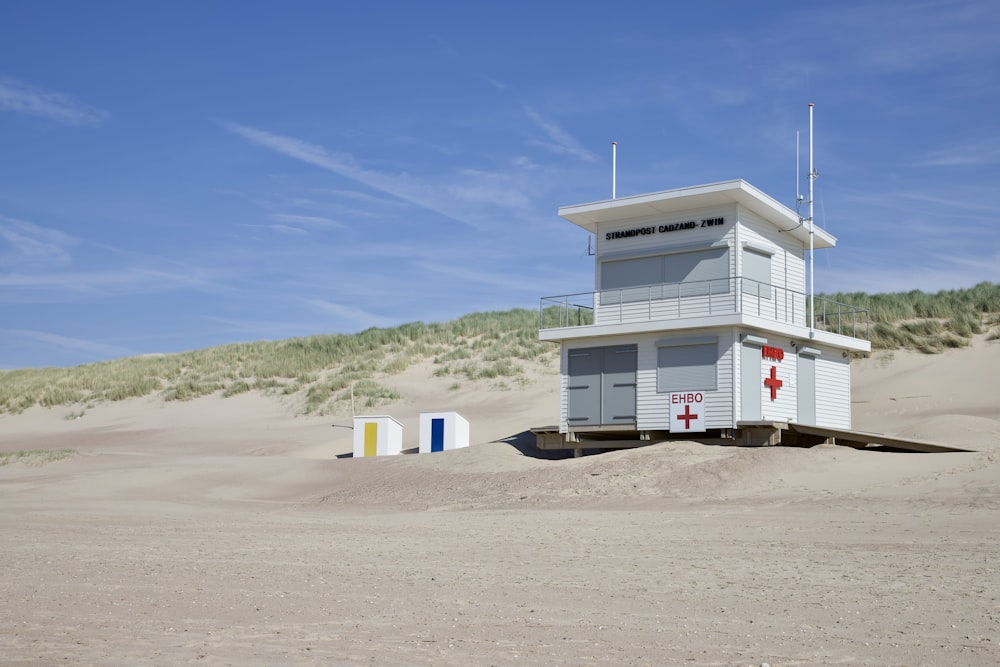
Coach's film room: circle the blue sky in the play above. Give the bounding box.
[2,1,998,369]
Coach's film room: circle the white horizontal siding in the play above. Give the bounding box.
[558,345,569,432]
[595,291,739,324]
[636,329,735,430]
[739,206,808,300]
[757,340,798,423]
[815,352,852,428]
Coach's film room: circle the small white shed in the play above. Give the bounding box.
[352,415,403,457]
[419,411,470,453]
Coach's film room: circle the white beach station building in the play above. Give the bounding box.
[536,179,872,451]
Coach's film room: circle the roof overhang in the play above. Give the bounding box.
[558,179,836,249]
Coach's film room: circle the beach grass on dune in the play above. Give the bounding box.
[2,284,999,416]
[0,449,75,466]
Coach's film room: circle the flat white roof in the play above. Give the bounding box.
[558,179,836,249]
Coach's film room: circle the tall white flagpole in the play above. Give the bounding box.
[808,103,815,337]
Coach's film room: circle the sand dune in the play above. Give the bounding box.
[1,339,999,665]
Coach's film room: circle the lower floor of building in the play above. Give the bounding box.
[555,326,852,435]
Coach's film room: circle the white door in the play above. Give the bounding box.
[797,351,817,425]
[741,342,762,421]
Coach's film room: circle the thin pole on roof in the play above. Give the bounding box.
[796,131,802,205]
[611,141,617,199]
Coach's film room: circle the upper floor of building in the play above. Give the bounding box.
[538,180,871,353]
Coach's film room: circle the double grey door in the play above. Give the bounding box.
[567,345,637,427]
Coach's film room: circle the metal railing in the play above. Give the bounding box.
[539,277,869,340]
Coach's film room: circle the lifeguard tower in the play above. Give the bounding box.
[535,178,878,452]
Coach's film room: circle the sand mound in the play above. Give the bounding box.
[852,336,1000,433]
[896,413,1000,452]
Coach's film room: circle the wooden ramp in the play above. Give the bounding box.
[783,422,974,453]
[531,422,975,454]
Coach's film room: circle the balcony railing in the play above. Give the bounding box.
[539,277,869,340]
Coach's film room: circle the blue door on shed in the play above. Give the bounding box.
[430,418,445,452]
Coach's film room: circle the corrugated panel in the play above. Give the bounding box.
[657,342,718,392]
[663,247,730,285]
[742,246,772,298]
[601,255,662,290]
[815,353,852,428]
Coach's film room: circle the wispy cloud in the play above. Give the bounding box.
[412,259,575,297]
[223,121,473,225]
[0,76,110,126]
[446,168,532,209]
[269,213,346,230]
[1,328,135,359]
[0,216,76,262]
[914,142,1000,167]
[479,74,509,91]
[521,103,599,162]
[223,121,543,229]
[0,266,228,300]
[238,223,309,236]
[303,298,399,330]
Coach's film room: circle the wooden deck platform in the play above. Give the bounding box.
[531,421,973,455]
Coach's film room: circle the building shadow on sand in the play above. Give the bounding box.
[496,430,603,460]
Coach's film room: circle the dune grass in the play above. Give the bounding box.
[1,285,998,416]
[0,308,556,415]
[0,449,75,466]
[823,281,1000,353]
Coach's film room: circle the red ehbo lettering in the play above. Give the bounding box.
[762,345,784,361]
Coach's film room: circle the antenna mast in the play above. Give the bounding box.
[796,131,802,205]
[808,103,816,337]
[611,141,617,199]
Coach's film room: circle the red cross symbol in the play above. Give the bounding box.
[764,365,783,400]
[676,404,699,429]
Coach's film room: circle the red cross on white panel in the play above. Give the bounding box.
[764,365,783,400]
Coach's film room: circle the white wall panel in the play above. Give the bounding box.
[635,329,735,430]
[815,352,852,428]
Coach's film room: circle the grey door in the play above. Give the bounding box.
[567,345,637,426]
[567,348,602,426]
[602,346,637,424]
[797,352,816,425]
[741,342,762,421]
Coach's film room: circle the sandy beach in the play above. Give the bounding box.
[1,338,999,665]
